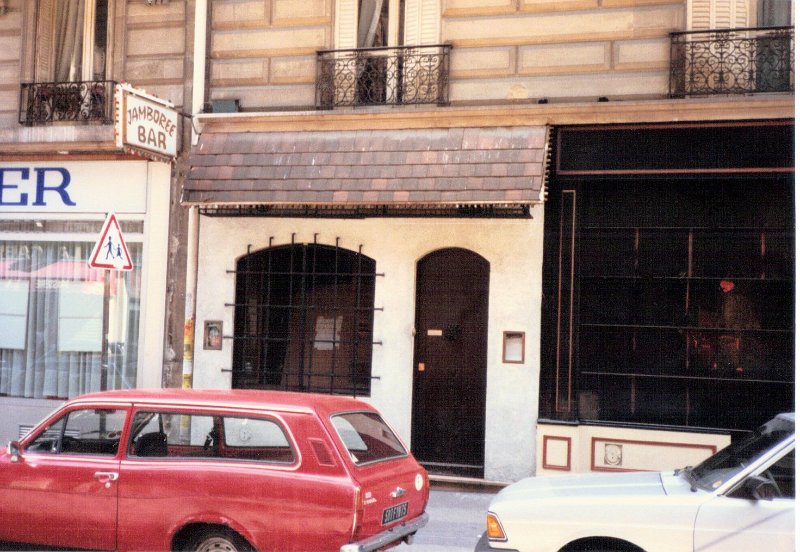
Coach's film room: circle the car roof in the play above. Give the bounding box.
[776,412,795,424]
[69,388,376,417]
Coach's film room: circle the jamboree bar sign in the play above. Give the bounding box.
[115,83,179,161]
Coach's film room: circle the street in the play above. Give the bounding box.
[408,487,496,552]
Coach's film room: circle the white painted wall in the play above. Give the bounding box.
[192,206,544,482]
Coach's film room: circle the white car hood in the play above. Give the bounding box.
[493,471,667,504]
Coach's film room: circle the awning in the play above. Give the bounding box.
[183,127,548,216]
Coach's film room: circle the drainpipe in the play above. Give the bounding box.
[182,0,208,389]
[192,0,208,147]
[182,207,199,389]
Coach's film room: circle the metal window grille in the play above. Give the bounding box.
[19,81,116,125]
[316,44,451,109]
[230,240,379,396]
[669,26,793,97]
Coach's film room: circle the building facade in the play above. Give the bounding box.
[0,0,792,483]
[182,0,794,481]
[0,0,191,443]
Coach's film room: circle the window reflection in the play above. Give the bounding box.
[0,238,141,399]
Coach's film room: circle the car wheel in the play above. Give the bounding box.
[560,538,644,552]
[185,527,252,552]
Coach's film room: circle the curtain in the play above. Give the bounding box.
[54,0,85,81]
[758,0,792,26]
[358,0,385,48]
[0,240,141,400]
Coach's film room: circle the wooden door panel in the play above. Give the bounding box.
[412,248,489,477]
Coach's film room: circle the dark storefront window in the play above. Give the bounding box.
[541,178,794,432]
[232,244,376,396]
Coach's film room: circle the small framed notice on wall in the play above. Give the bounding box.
[204,320,223,350]
[503,331,525,364]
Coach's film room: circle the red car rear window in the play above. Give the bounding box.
[331,412,406,466]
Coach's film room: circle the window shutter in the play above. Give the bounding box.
[34,0,56,81]
[335,0,358,49]
[687,0,752,30]
[404,0,440,45]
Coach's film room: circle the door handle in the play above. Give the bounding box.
[94,471,119,488]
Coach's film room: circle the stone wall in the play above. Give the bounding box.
[206,0,684,110]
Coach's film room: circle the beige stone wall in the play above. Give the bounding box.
[445,0,684,102]
[208,0,329,109]
[206,0,684,110]
[123,1,188,109]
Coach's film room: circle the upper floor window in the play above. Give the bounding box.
[319,0,448,107]
[687,0,793,29]
[758,0,793,26]
[336,0,440,49]
[34,0,109,82]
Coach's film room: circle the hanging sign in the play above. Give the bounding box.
[115,83,179,161]
[88,213,134,271]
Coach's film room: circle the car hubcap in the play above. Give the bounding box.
[195,537,238,552]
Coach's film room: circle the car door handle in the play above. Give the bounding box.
[94,471,119,482]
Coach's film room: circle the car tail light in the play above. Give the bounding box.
[352,487,364,538]
[486,513,507,541]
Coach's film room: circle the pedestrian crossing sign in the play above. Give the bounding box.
[88,213,134,271]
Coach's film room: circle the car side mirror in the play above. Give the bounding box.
[7,441,21,463]
[743,475,777,501]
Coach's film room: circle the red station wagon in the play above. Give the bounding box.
[0,389,429,552]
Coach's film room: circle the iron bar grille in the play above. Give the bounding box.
[316,44,451,109]
[19,80,116,125]
[669,26,793,97]
[231,243,378,396]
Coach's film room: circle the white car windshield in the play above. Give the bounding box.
[686,414,794,492]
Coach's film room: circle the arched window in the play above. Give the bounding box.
[232,244,376,396]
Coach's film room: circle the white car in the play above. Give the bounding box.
[478,413,794,552]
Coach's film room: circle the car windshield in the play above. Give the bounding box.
[688,414,794,492]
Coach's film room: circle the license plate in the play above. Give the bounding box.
[382,502,408,525]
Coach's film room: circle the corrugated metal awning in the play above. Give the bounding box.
[183,127,548,215]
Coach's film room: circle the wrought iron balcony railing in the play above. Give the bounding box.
[669,26,793,97]
[316,44,451,109]
[19,80,116,125]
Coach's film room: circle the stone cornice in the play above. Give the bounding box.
[194,96,795,134]
[1,95,792,155]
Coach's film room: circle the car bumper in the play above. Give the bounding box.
[340,512,429,552]
[474,532,521,552]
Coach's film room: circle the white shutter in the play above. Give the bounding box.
[404,0,440,45]
[335,0,358,49]
[687,0,752,30]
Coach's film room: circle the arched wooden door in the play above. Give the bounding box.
[411,248,489,478]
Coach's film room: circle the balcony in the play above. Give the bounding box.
[19,80,116,126]
[669,26,793,97]
[316,44,451,109]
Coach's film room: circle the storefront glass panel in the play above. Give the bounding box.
[542,178,794,432]
[0,231,141,399]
